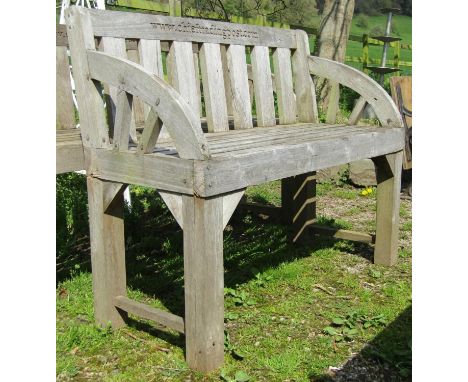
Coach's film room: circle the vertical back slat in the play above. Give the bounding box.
[292,30,318,122]
[199,43,229,132]
[100,36,127,138]
[193,52,203,116]
[113,90,133,150]
[56,46,76,130]
[251,46,276,127]
[66,7,108,148]
[226,45,252,129]
[138,39,163,77]
[220,45,233,117]
[126,47,147,133]
[138,39,169,142]
[273,48,297,124]
[168,41,201,122]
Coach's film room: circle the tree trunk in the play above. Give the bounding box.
[314,0,355,122]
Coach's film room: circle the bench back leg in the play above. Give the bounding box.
[182,195,224,372]
[373,151,403,266]
[281,173,317,242]
[87,177,128,328]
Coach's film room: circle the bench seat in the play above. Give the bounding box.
[58,124,404,196]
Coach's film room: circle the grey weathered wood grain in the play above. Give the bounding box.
[226,45,253,129]
[169,41,201,122]
[182,195,224,372]
[292,30,318,123]
[193,52,203,116]
[138,38,170,144]
[137,110,162,154]
[325,81,340,124]
[56,46,76,130]
[159,191,183,228]
[222,189,245,228]
[56,129,84,173]
[65,6,109,148]
[310,225,375,244]
[220,45,233,116]
[308,56,403,128]
[86,148,194,194]
[87,177,127,328]
[273,48,297,124]
[348,96,367,125]
[156,189,245,230]
[138,39,164,77]
[251,45,276,127]
[100,36,127,138]
[194,127,405,196]
[56,24,69,46]
[126,47,146,141]
[113,90,133,150]
[199,43,229,132]
[114,295,185,333]
[86,50,210,159]
[372,151,403,266]
[88,8,297,48]
[209,125,364,154]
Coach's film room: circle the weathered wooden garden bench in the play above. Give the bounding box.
[58,6,404,372]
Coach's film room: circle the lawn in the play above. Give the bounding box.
[56,175,412,381]
[307,14,412,76]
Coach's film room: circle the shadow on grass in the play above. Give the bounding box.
[309,305,412,382]
[57,182,377,314]
[58,178,402,373]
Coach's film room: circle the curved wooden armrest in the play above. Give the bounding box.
[308,55,403,128]
[87,50,210,160]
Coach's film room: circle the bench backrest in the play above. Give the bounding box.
[64,7,318,156]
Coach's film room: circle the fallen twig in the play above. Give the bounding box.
[122,330,170,352]
[314,284,335,296]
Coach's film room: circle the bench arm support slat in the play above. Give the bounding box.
[87,50,211,160]
[308,56,403,128]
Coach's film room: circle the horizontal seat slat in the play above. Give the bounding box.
[193,127,405,196]
[151,124,394,157]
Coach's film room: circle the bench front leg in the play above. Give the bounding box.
[372,151,403,266]
[182,195,224,372]
[87,177,128,328]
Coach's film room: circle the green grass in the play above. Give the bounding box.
[308,15,412,76]
[57,179,412,381]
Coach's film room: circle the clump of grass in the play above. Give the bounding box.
[57,179,411,381]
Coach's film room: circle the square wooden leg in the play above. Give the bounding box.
[87,177,127,328]
[182,195,224,372]
[372,151,403,266]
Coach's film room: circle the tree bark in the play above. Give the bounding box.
[314,0,355,122]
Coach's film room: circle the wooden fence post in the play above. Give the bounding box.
[169,0,182,16]
[393,40,401,71]
[362,33,369,74]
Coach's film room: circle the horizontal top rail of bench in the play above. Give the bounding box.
[83,8,298,48]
